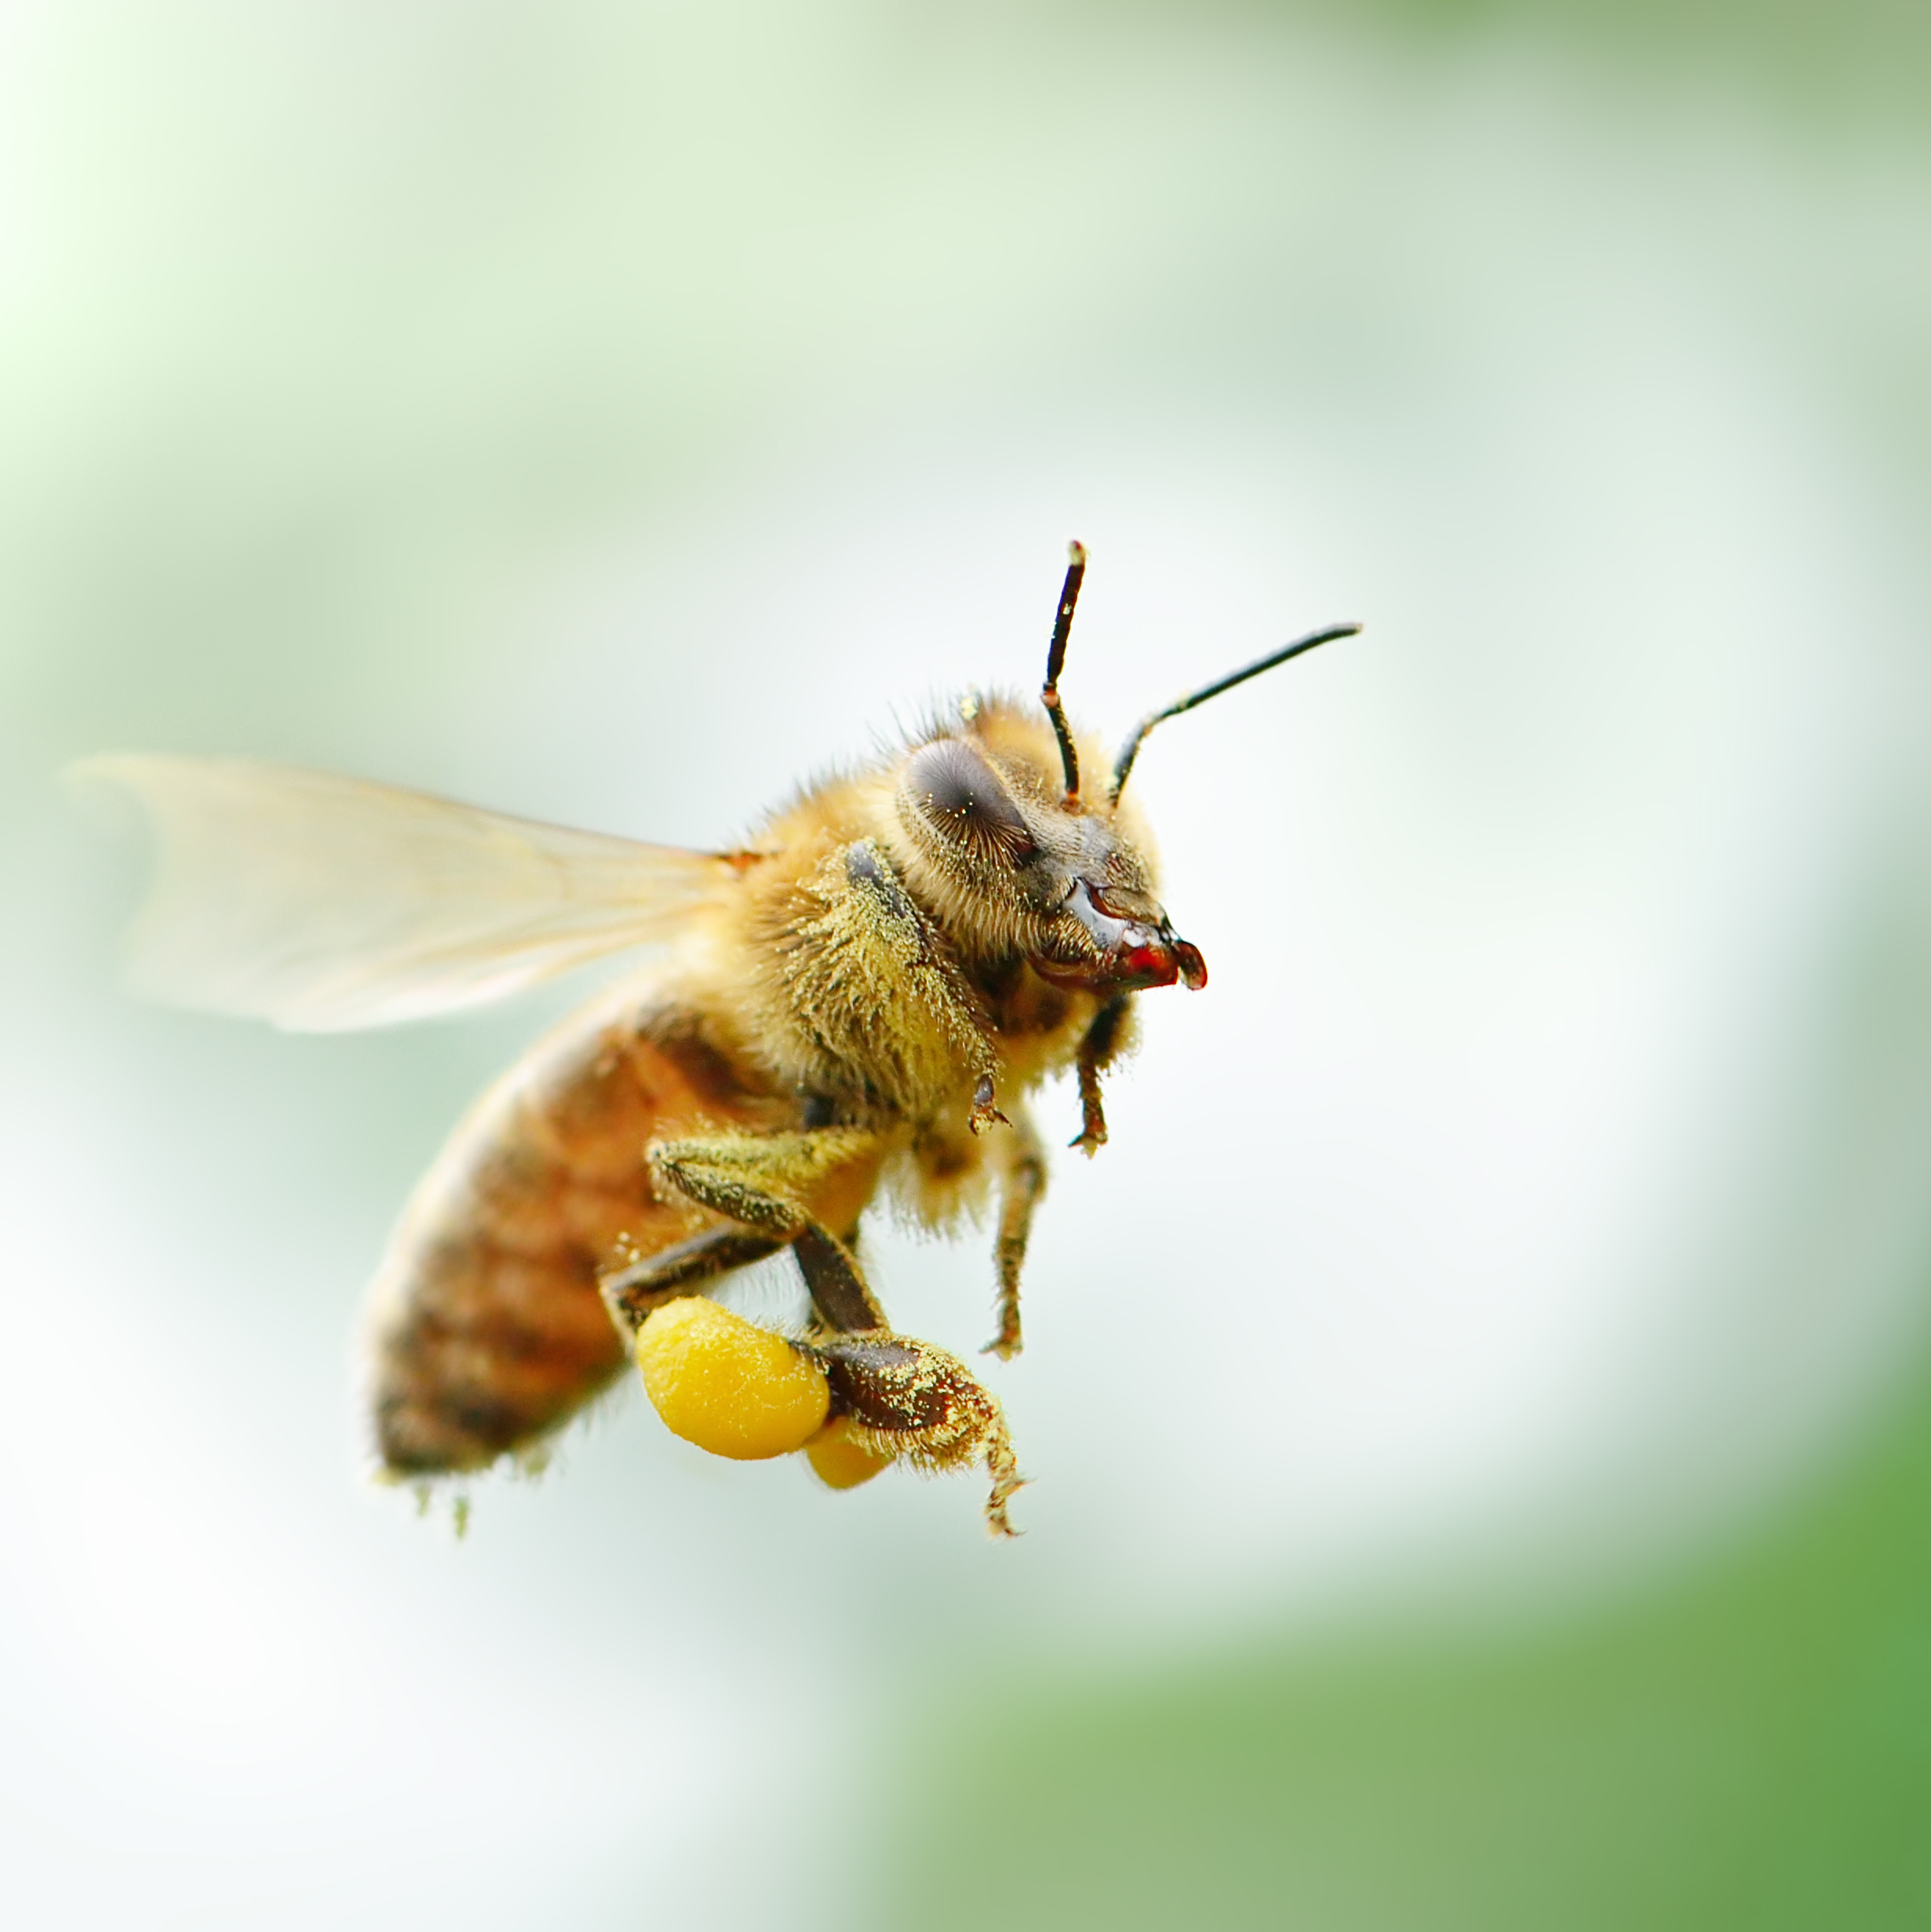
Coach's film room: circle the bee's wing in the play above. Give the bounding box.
[73,755,741,1031]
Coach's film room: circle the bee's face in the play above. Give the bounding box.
[891,712,1208,993]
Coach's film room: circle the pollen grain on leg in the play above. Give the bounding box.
[634,1297,831,1460]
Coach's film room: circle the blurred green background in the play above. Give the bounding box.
[3,2,1930,1927]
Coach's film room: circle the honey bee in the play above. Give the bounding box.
[80,547,1357,1535]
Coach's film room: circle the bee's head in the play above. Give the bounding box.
[891,713,1206,993]
[887,543,1356,993]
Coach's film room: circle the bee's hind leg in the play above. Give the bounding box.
[644,1127,890,1331]
[814,1331,1026,1538]
[791,1223,886,1336]
[645,1127,1026,1535]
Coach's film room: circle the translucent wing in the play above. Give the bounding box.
[72,755,738,1031]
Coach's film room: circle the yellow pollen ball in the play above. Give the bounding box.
[635,1297,830,1461]
[803,1416,898,1491]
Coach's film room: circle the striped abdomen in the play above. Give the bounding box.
[365,981,794,1476]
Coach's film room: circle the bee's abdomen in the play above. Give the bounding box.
[365,990,788,1478]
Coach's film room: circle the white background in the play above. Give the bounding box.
[2,4,1929,1925]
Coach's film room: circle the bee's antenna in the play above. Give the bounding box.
[1109,620,1361,802]
[1040,540,1088,807]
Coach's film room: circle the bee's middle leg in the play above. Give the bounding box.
[987,1106,1046,1360]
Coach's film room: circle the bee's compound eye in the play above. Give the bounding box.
[802,1415,897,1490]
[634,1297,830,1460]
[905,739,1037,863]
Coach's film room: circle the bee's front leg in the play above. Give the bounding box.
[1071,994,1135,1157]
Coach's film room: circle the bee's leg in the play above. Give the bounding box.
[986,1103,1046,1361]
[799,840,1003,1128]
[791,1223,886,1335]
[792,1225,1028,1533]
[647,1125,1026,1534]
[599,1227,785,1334]
[646,1127,889,1332]
[815,1332,1026,1538]
[1070,993,1135,1157]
